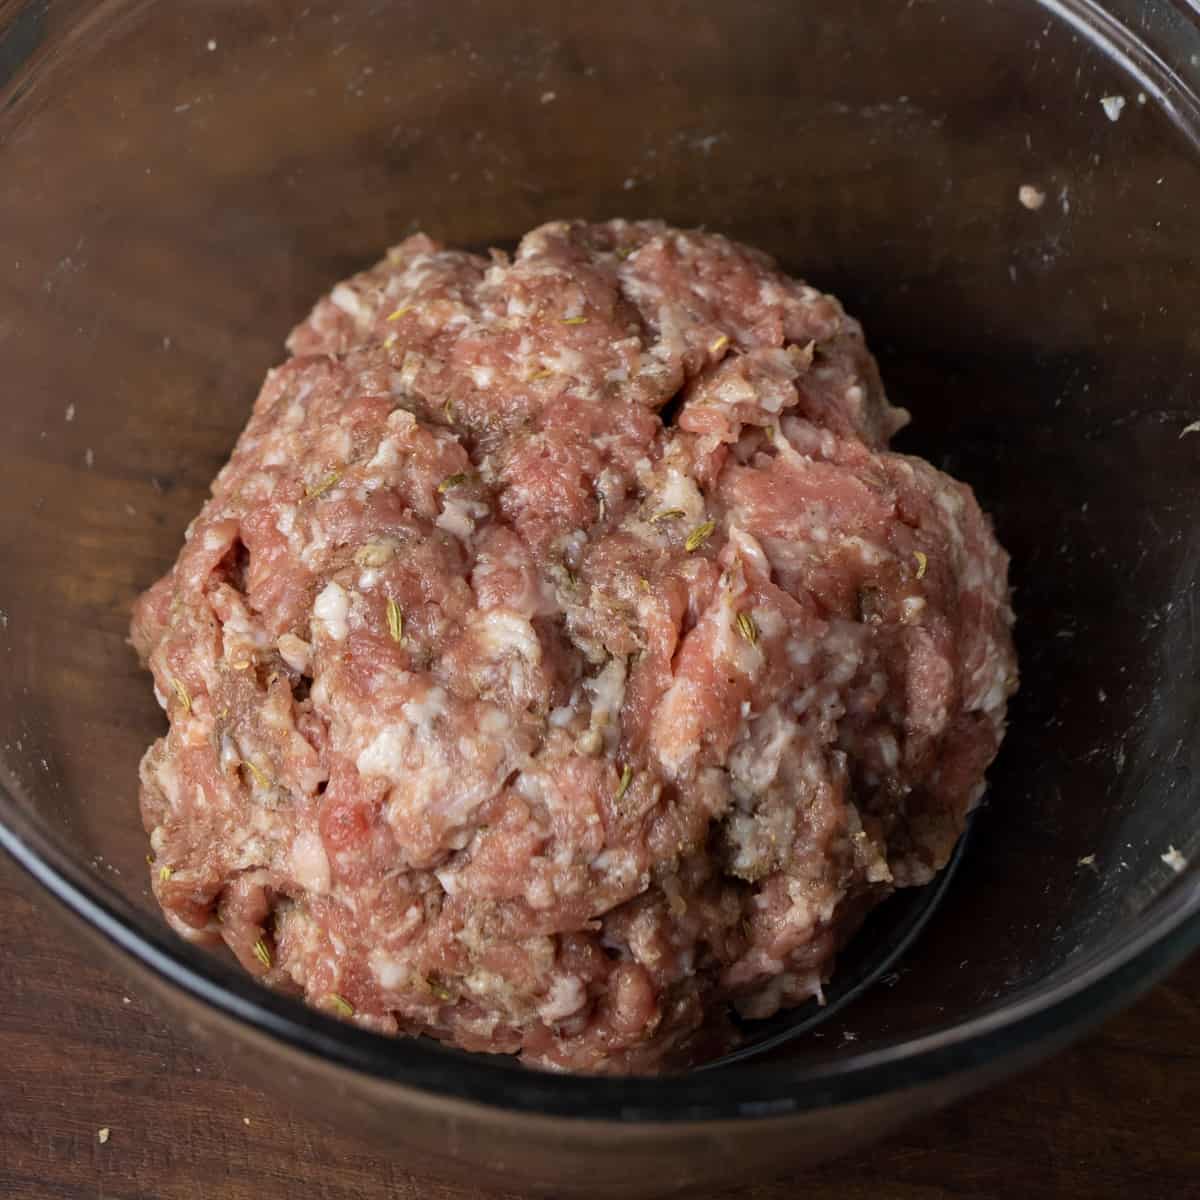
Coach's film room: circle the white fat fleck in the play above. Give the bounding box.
[218,733,241,772]
[313,581,350,641]
[728,525,772,577]
[479,706,511,735]
[845,536,887,566]
[715,372,758,408]
[328,426,353,462]
[585,657,627,745]
[437,496,486,543]
[357,688,446,786]
[787,637,816,668]
[398,352,424,391]
[756,279,784,307]
[822,623,864,685]
[975,661,1012,715]
[300,518,331,568]
[544,344,587,377]
[750,605,786,642]
[368,436,402,470]
[150,756,184,812]
[549,705,575,728]
[556,530,585,561]
[403,685,449,729]
[277,632,312,673]
[471,365,495,389]
[525,874,554,909]
[291,830,331,894]
[877,733,900,770]
[902,595,927,623]
[959,553,988,588]
[275,506,296,537]
[655,466,705,521]
[220,590,269,645]
[331,283,371,324]
[538,975,586,1022]
[591,847,639,885]
[729,706,796,801]
[369,941,421,990]
[506,293,532,318]
[244,473,278,501]
[652,679,702,777]
[478,609,542,663]
[202,529,230,552]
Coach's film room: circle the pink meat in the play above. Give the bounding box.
[131,219,1016,1073]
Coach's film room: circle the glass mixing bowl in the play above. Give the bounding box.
[2,0,1199,1194]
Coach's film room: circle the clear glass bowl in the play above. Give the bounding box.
[2,1,1199,1194]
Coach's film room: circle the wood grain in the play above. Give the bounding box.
[2,2,1200,1195]
[1,851,1197,1199]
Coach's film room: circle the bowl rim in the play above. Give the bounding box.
[4,0,1200,1129]
[2,802,1199,1124]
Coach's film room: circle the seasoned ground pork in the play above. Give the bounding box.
[131,219,1017,1073]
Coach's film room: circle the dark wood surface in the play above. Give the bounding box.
[2,3,1200,1198]
[1,851,1197,1200]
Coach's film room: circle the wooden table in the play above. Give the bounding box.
[1,852,1196,1200]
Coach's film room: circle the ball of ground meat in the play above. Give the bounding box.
[131,219,1016,1073]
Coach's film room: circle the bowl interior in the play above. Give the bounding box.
[1,0,1199,1087]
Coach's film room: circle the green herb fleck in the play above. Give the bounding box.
[327,993,355,1018]
[685,520,716,552]
[304,470,342,501]
[243,760,270,791]
[386,597,404,643]
[735,611,758,645]
[437,472,470,494]
[614,764,634,803]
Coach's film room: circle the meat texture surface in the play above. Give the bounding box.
[132,220,1017,1073]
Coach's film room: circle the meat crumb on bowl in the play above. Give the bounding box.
[131,219,1017,1074]
[1018,184,1046,210]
